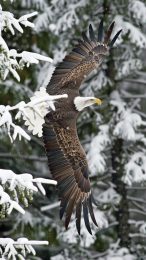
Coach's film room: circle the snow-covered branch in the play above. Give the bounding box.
[87,125,110,175]
[114,15,146,48]
[0,4,52,80]
[97,241,136,260]
[0,237,48,260]
[0,169,57,217]
[1,9,38,34]
[0,104,31,142]
[41,201,60,212]
[111,99,146,141]
[0,87,68,141]
[96,187,121,206]
[0,37,52,81]
[129,0,146,24]
[124,152,146,185]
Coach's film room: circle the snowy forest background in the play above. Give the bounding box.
[1,0,146,259]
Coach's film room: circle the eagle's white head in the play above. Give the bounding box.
[74,96,102,112]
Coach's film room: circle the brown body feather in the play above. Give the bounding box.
[43,21,122,234]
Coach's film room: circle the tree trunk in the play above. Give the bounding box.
[111,138,130,247]
[103,0,130,248]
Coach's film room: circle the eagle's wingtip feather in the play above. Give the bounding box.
[83,199,92,235]
[97,19,104,42]
[104,21,115,44]
[88,194,98,227]
[89,24,96,42]
[109,29,122,47]
[76,199,82,235]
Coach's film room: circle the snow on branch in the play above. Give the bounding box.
[41,201,59,212]
[0,169,57,217]
[60,208,108,248]
[111,100,146,141]
[21,0,48,11]
[97,187,121,206]
[35,0,88,33]
[130,220,146,236]
[138,222,146,235]
[87,125,110,175]
[0,184,25,216]
[114,15,146,48]
[19,87,67,137]
[0,237,48,260]
[0,87,68,141]
[98,240,136,260]
[1,9,38,34]
[129,0,146,24]
[0,36,52,81]
[117,58,142,79]
[124,152,146,185]
[0,104,31,142]
[0,4,52,81]
[83,70,110,96]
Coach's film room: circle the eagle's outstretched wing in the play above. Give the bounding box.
[43,21,122,234]
[47,21,121,95]
[43,115,97,234]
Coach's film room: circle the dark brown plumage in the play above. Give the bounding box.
[43,21,122,234]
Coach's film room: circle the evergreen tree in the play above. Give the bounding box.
[1,0,146,259]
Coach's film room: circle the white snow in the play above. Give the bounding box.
[0,169,57,194]
[111,100,146,141]
[124,152,146,185]
[117,59,142,79]
[87,125,110,175]
[99,240,136,260]
[0,6,52,81]
[1,10,38,35]
[0,169,57,215]
[129,0,146,24]
[114,15,146,48]
[0,184,25,215]
[59,208,108,248]
[34,0,88,33]
[139,222,146,234]
[51,254,70,260]
[97,187,121,205]
[0,88,67,140]
[0,237,48,260]
[41,201,60,211]
[0,105,31,142]
[17,87,68,137]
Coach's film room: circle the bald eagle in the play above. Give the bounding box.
[43,21,121,235]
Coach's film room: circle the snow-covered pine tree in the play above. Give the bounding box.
[84,0,146,259]
[1,0,146,259]
[0,1,67,259]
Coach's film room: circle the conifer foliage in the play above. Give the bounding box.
[0,0,146,259]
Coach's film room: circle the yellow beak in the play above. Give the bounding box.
[95,98,102,105]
